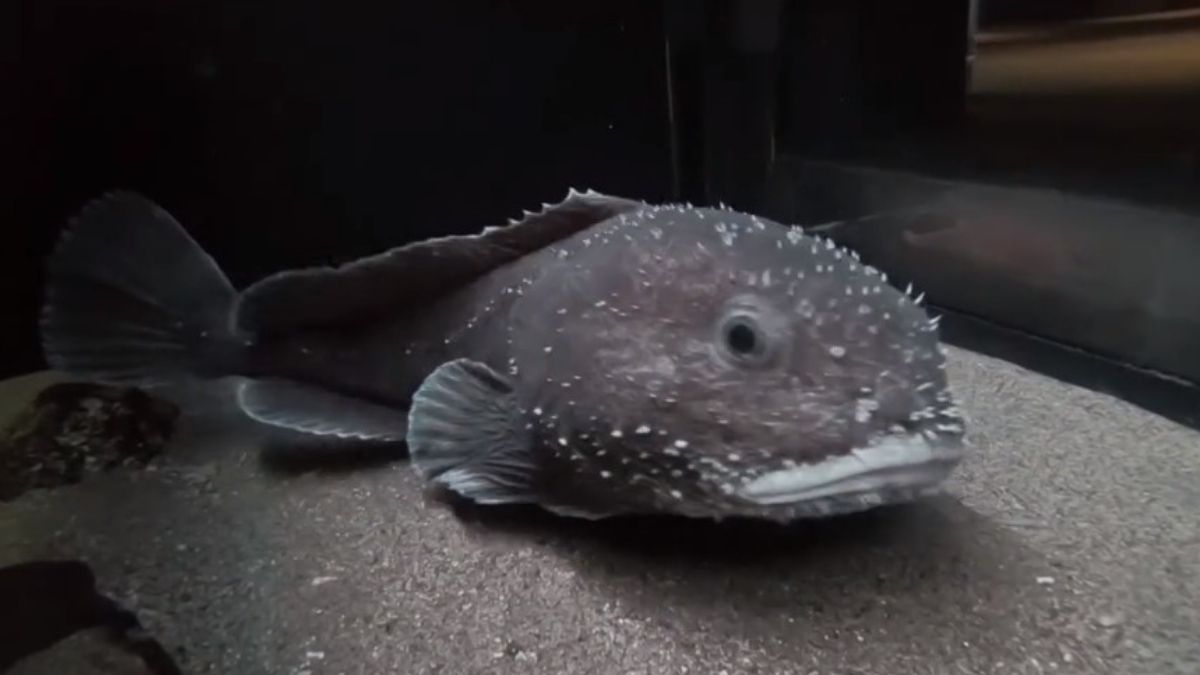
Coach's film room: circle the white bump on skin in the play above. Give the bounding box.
[855,398,879,423]
[635,425,652,435]
[673,439,689,449]
[738,434,962,505]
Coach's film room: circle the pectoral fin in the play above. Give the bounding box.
[406,359,539,505]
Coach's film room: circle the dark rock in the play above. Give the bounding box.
[0,560,183,674]
[0,382,179,501]
[6,628,155,675]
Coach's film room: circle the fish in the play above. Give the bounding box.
[39,188,967,522]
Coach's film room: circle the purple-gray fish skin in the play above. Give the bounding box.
[39,189,967,523]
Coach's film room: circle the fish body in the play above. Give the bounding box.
[40,189,967,522]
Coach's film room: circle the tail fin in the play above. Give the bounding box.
[40,191,240,386]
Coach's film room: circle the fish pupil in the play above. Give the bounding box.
[726,322,758,355]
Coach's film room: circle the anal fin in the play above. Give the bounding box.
[237,379,408,441]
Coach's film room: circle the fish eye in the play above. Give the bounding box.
[727,321,758,354]
[719,314,771,365]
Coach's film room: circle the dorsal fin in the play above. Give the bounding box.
[237,189,645,334]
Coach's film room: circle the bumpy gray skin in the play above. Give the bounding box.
[497,207,958,519]
[447,206,965,520]
[40,191,966,523]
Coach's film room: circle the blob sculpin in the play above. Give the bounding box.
[40,189,966,522]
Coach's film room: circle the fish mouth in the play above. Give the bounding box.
[736,433,965,508]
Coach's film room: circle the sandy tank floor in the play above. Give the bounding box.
[1,346,1198,675]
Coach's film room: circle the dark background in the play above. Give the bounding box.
[2,0,979,378]
[4,0,1200,424]
[0,0,964,379]
[2,1,675,377]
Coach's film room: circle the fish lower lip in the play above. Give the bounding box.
[736,434,964,506]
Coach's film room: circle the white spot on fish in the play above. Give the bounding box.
[855,398,879,423]
[635,425,652,435]
[829,345,846,358]
[674,439,689,449]
[611,429,623,438]
[715,222,735,246]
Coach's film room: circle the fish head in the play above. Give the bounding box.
[516,204,967,520]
